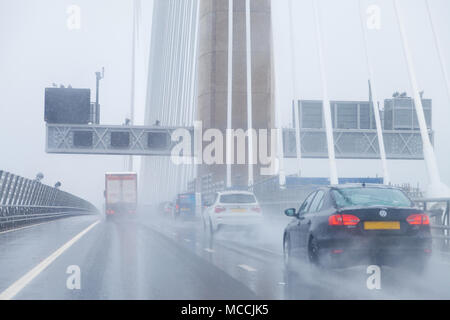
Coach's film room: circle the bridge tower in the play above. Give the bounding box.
[197,0,275,188]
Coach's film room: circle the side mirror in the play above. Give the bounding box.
[284,208,297,217]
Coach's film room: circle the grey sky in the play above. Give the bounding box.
[0,0,449,206]
[0,0,143,206]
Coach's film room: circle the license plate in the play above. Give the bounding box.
[231,208,247,213]
[364,221,400,230]
[181,208,190,211]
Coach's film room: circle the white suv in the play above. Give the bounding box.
[202,190,262,234]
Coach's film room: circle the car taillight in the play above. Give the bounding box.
[106,209,115,215]
[251,206,261,213]
[329,214,360,226]
[406,214,430,225]
[215,206,226,213]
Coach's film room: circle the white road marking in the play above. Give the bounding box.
[238,264,257,272]
[278,282,286,286]
[184,238,191,243]
[0,220,100,300]
[0,221,53,235]
[204,248,215,253]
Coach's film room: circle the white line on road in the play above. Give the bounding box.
[204,248,215,253]
[238,264,257,272]
[0,221,53,235]
[184,238,191,243]
[0,220,100,300]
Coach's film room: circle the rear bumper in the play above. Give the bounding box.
[316,236,432,268]
[213,215,263,229]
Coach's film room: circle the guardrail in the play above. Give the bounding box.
[0,170,97,229]
[413,198,450,252]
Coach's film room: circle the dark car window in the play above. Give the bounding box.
[331,187,413,208]
[220,194,256,204]
[299,191,317,215]
[309,190,325,213]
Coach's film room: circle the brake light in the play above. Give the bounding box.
[106,209,115,215]
[215,206,226,213]
[251,206,261,213]
[406,214,430,225]
[329,214,360,226]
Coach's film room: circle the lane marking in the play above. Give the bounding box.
[184,238,191,243]
[0,220,100,300]
[204,248,215,253]
[0,221,54,235]
[238,264,257,272]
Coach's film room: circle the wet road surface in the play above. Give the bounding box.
[0,213,450,299]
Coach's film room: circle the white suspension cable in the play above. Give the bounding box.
[226,0,234,188]
[312,0,338,185]
[245,0,254,187]
[393,0,447,197]
[358,0,390,185]
[288,0,302,177]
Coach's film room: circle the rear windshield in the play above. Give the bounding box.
[178,194,195,205]
[332,187,413,208]
[220,194,256,204]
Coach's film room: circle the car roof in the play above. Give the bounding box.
[216,190,255,195]
[328,183,402,191]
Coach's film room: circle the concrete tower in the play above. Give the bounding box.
[197,0,275,187]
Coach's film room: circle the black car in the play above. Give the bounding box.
[283,184,432,271]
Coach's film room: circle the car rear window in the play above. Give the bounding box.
[220,194,256,204]
[178,194,194,205]
[332,187,413,208]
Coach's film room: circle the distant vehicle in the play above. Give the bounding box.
[159,201,174,217]
[202,190,262,234]
[283,184,432,272]
[104,172,137,218]
[174,193,196,219]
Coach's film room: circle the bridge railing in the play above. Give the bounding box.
[0,170,97,228]
[413,198,450,253]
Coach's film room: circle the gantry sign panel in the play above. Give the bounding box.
[283,128,432,160]
[47,124,430,159]
[46,124,194,156]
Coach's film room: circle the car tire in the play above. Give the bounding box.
[308,236,321,268]
[209,218,215,237]
[202,217,207,230]
[283,235,292,271]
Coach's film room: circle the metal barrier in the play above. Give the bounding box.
[0,170,97,228]
[413,198,450,252]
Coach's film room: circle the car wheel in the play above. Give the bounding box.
[209,218,215,236]
[283,235,292,271]
[308,237,321,267]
